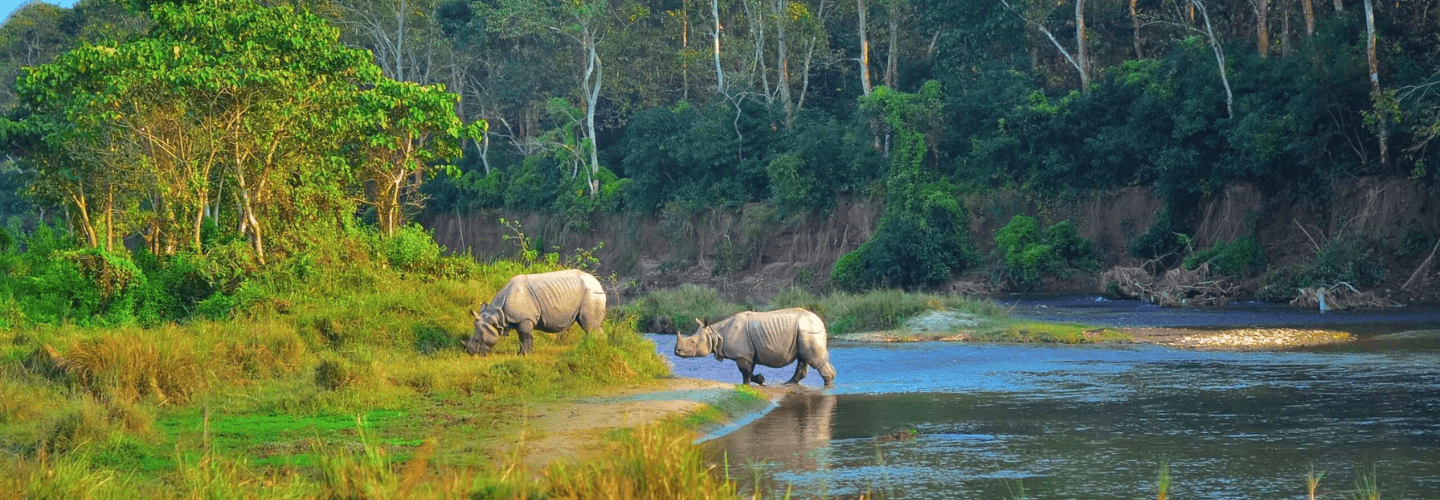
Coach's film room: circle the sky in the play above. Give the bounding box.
[3,0,77,26]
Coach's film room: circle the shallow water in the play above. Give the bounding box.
[653,297,1440,499]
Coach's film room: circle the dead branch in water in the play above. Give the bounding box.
[1099,264,1235,307]
[1290,282,1398,310]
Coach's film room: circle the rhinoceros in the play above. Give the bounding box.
[465,269,607,356]
[675,308,836,388]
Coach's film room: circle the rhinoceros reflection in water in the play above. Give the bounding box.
[711,391,837,487]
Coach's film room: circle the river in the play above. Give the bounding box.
[649,296,1440,499]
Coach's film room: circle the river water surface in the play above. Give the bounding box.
[650,297,1440,499]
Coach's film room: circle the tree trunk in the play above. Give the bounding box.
[1000,0,1088,92]
[1257,0,1270,57]
[105,184,114,253]
[1303,0,1315,36]
[884,0,898,88]
[682,2,690,101]
[713,0,724,92]
[584,29,603,198]
[1282,0,1292,56]
[1130,0,1143,58]
[1076,0,1089,92]
[742,0,769,101]
[1364,0,1389,169]
[798,36,816,112]
[68,188,97,248]
[232,152,266,265]
[776,0,794,127]
[857,0,872,96]
[396,0,407,81]
[1192,0,1233,118]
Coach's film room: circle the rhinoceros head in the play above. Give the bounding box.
[675,318,716,358]
[464,305,503,355]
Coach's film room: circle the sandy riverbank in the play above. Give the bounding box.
[493,377,791,470]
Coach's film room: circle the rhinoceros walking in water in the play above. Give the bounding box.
[675,308,836,388]
[465,269,607,356]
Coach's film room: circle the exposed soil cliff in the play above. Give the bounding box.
[421,176,1440,305]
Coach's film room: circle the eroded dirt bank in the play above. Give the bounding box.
[422,176,1440,305]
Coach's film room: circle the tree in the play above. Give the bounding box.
[1190,0,1233,118]
[2,0,473,263]
[856,0,872,96]
[490,0,611,198]
[1000,0,1091,93]
[350,80,481,236]
[1363,0,1389,169]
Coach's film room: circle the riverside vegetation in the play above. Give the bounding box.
[628,283,1129,344]
[0,221,747,498]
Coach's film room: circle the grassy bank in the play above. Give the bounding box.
[628,285,1127,343]
[0,246,777,498]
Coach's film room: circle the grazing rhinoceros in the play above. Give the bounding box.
[675,308,836,388]
[465,269,607,356]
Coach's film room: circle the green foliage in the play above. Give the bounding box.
[1128,209,1189,266]
[766,152,816,214]
[1183,237,1264,277]
[836,83,977,290]
[3,0,476,265]
[382,224,444,272]
[1257,231,1390,302]
[622,284,744,334]
[995,215,1096,290]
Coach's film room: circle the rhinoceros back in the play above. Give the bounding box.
[725,309,821,368]
[504,270,605,332]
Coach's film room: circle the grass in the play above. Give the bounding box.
[0,253,697,499]
[630,284,1128,344]
[971,320,1130,343]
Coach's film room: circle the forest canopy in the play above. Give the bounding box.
[1,0,1438,293]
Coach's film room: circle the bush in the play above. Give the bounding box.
[383,223,443,272]
[1256,231,1388,302]
[622,284,743,334]
[995,215,1096,290]
[1183,236,1264,277]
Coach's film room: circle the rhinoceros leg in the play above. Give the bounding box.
[815,360,836,388]
[735,359,764,385]
[516,319,536,355]
[784,362,809,385]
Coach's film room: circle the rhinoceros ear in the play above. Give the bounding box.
[694,318,706,328]
[471,308,482,320]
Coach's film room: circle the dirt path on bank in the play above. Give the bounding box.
[492,377,788,470]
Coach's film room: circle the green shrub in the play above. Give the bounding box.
[995,215,1096,290]
[766,152,818,214]
[1128,209,1184,265]
[830,250,866,292]
[623,284,743,334]
[1183,236,1264,277]
[412,323,454,355]
[1311,231,1387,288]
[1256,231,1388,302]
[383,224,443,272]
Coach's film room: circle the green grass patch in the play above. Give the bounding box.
[970,320,1130,344]
[673,385,771,431]
[630,284,1007,336]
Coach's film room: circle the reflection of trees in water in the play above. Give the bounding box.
[709,390,836,493]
